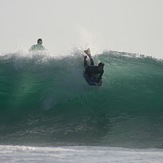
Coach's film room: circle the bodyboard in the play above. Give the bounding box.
[83,71,102,86]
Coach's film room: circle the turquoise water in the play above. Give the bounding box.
[0,50,163,148]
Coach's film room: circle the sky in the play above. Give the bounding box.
[0,0,163,58]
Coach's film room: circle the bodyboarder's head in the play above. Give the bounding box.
[98,62,104,71]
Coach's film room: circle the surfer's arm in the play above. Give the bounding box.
[89,56,94,66]
[29,45,35,52]
[97,71,104,82]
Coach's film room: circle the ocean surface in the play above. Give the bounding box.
[0,50,163,162]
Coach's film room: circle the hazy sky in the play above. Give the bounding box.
[1,0,163,58]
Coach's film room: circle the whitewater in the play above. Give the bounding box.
[0,49,163,162]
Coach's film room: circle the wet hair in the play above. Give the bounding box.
[98,62,104,67]
[37,38,42,44]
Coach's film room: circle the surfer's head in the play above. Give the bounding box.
[37,38,43,45]
[98,62,104,71]
[98,62,104,67]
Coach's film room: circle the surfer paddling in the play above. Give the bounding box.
[29,38,46,52]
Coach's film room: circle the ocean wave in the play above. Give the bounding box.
[0,50,163,148]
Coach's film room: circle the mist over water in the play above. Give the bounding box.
[0,50,163,148]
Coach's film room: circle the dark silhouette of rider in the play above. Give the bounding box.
[84,48,104,83]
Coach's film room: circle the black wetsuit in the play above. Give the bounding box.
[85,66,104,82]
[84,55,104,82]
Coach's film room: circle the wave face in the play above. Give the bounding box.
[0,51,163,148]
